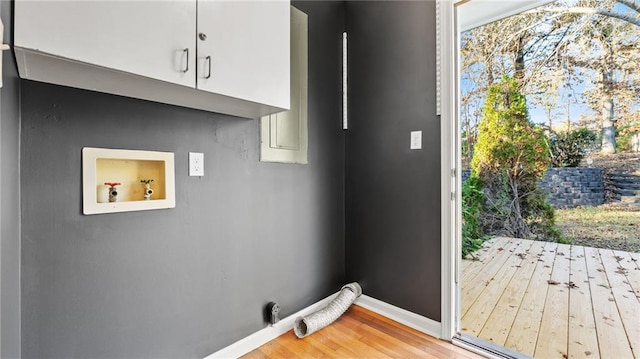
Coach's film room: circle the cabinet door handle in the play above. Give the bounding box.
[182,48,189,73]
[205,56,212,79]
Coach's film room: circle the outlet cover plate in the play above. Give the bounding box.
[189,152,204,176]
[410,131,422,150]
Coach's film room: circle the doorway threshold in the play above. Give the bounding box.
[453,334,533,359]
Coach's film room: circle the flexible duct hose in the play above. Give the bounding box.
[294,282,362,338]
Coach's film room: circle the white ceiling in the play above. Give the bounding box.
[456,0,557,32]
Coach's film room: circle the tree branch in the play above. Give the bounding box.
[531,7,640,27]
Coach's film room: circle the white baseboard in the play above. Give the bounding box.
[204,292,442,358]
[203,293,338,359]
[355,294,442,339]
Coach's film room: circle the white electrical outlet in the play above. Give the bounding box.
[410,131,422,150]
[189,152,204,176]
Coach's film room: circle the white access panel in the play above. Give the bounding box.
[260,6,307,164]
[15,0,197,88]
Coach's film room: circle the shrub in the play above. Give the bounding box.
[549,128,597,167]
[617,133,631,152]
[616,125,640,152]
[462,175,487,257]
[523,188,569,243]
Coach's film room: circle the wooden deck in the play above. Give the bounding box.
[462,237,640,359]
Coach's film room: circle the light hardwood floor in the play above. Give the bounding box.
[242,306,483,358]
[462,237,639,359]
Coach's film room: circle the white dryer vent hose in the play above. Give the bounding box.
[293,282,362,338]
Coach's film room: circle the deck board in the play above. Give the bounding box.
[462,240,534,336]
[615,249,640,301]
[535,243,571,359]
[585,246,635,359]
[461,237,513,286]
[461,238,527,319]
[599,248,640,358]
[503,241,557,356]
[478,240,546,347]
[567,245,600,359]
[463,238,638,359]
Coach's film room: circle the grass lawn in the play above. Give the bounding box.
[555,206,640,252]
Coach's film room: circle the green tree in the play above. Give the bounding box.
[472,76,552,239]
[460,0,640,155]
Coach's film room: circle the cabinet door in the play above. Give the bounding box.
[15,1,197,88]
[197,0,290,110]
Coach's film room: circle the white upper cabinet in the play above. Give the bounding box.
[15,1,197,88]
[13,0,290,118]
[197,1,290,110]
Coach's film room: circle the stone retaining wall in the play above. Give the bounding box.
[537,168,604,207]
[462,168,604,208]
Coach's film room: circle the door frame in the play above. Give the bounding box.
[439,0,557,342]
[438,0,460,341]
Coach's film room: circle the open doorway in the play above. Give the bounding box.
[445,0,639,357]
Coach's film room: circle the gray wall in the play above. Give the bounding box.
[1,0,23,357]
[20,2,345,358]
[345,1,441,321]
